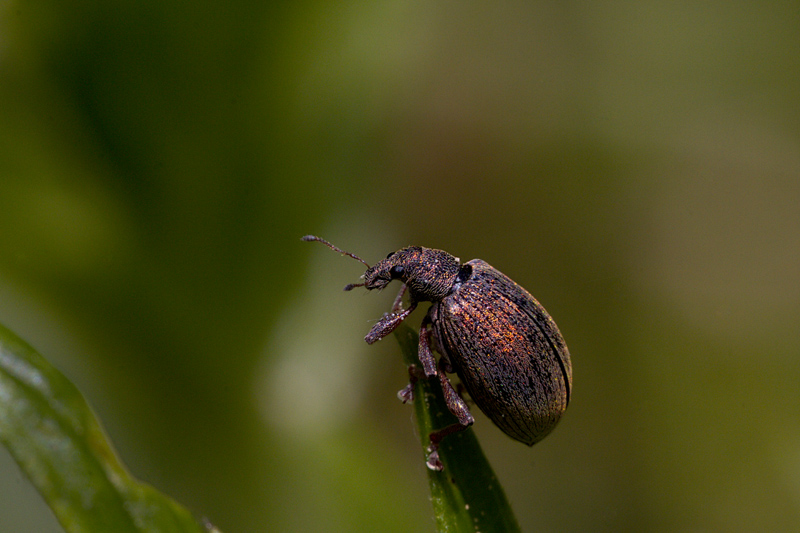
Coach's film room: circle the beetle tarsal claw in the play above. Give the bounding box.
[397,384,414,404]
[425,450,444,471]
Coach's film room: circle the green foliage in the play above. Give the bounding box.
[0,313,519,533]
[0,323,212,533]
[394,324,521,532]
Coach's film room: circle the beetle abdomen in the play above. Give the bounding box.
[432,260,572,446]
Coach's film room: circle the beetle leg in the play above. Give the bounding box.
[455,382,472,405]
[426,424,468,471]
[398,311,435,402]
[424,359,475,471]
[417,314,438,377]
[397,364,425,404]
[365,301,417,344]
[390,283,408,313]
[436,359,474,427]
[438,352,454,373]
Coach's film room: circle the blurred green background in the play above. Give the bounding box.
[1,1,799,531]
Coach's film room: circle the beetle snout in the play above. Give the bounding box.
[363,266,393,291]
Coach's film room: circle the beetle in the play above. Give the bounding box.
[302,235,572,470]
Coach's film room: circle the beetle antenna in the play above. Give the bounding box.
[302,235,371,268]
[343,282,365,291]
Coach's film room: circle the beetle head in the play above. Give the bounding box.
[364,246,461,302]
[303,236,463,301]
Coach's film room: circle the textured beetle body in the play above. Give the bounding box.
[362,246,571,448]
[303,236,572,470]
[431,259,571,445]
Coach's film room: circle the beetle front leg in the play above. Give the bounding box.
[390,283,408,313]
[365,301,417,345]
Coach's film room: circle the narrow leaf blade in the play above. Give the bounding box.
[0,323,212,533]
[394,324,521,533]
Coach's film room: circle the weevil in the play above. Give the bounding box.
[302,235,572,470]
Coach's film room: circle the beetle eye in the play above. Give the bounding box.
[457,264,472,283]
[389,265,405,279]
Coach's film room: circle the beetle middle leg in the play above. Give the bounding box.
[396,311,435,404]
[424,358,475,470]
[396,313,438,404]
[397,364,425,404]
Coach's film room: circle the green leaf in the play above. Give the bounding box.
[393,324,521,533]
[0,323,214,533]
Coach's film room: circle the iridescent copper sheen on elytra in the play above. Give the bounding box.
[303,236,572,471]
[433,260,571,445]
